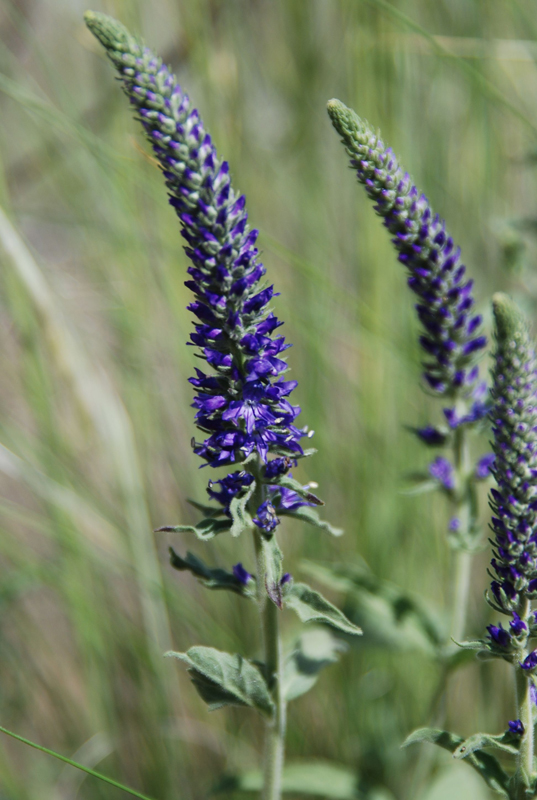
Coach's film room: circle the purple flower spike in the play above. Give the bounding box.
[327,99,486,398]
[508,720,524,736]
[86,12,308,479]
[429,457,455,491]
[232,563,252,586]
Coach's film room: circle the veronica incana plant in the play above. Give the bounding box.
[84,12,361,800]
[405,295,537,800]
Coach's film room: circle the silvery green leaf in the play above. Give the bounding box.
[403,728,511,797]
[155,517,232,540]
[167,646,274,717]
[215,760,359,798]
[453,731,519,759]
[279,505,343,536]
[186,498,225,517]
[302,561,444,654]
[283,628,347,701]
[262,535,283,607]
[169,548,254,597]
[228,479,256,537]
[284,583,362,636]
[268,474,324,506]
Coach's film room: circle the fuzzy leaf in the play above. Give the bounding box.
[284,583,362,636]
[167,646,274,717]
[453,731,519,759]
[228,480,256,537]
[403,728,511,797]
[268,474,324,506]
[215,761,359,798]
[262,536,284,607]
[186,498,225,517]
[279,505,343,536]
[283,628,347,701]
[302,561,444,654]
[169,548,254,597]
[155,517,232,541]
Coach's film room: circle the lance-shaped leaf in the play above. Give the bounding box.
[167,646,274,717]
[169,548,254,597]
[186,498,225,517]
[403,728,511,797]
[215,761,360,799]
[283,628,347,702]
[262,535,284,608]
[279,505,343,537]
[453,731,519,759]
[284,583,362,637]
[400,472,439,497]
[302,561,444,655]
[267,474,324,506]
[229,479,256,537]
[155,517,232,541]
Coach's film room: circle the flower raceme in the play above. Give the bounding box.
[84,11,316,535]
[327,99,486,402]
[487,295,537,630]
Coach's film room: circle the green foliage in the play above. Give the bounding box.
[169,548,254,596]
[216,760,359,798]
[284,582,362,636]
[403,729,511,797]
[283,628,347,701]
[167,646,274,717]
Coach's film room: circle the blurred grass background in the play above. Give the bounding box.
[1,0,537,798]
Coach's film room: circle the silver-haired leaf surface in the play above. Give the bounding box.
[228,480,256,537]
[284,583,362,636]
[278,505,343,536]
[262,535,284,608]
[453,731,519,759]
[155,518,232,541]
[167,646,274,717]
[283,628,347,701]
[403,728,511,797]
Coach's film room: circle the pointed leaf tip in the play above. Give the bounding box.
[492,292,526,344]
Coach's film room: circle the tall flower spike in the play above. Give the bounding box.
[488,294,537,619]
[327,99,486,400]
[84,12,315,533]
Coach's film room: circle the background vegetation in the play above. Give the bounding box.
[1,0,537,797]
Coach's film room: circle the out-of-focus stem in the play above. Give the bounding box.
[449,417,473,644]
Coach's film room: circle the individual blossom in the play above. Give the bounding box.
[232,563,252,585]
[508,720,524,736]
[327,99,486,402]
[85,12,313,534]
[429,457,455,491]
[488,294,537,617]
[475,453,495,481]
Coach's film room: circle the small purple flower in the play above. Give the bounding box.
[253,500,280,534]
[508,719,524,736]
[510,612,528,637]
[413,425,448,447]
[232,563,252,585]
[280,572,291,586]
[520,651,537,671]
[475,453,495,480]
[429,457,455,490]
[487,624,511,649]
[448,517,460,532]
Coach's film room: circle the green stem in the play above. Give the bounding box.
[251,462,286,800]
[449,418,473,644]
[0,725,156,800]
[516,666,534,797]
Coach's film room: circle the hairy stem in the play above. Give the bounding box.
[251,464,286,800]
[516,667,534,796]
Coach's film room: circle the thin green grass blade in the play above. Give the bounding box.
[0,725,158,800]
